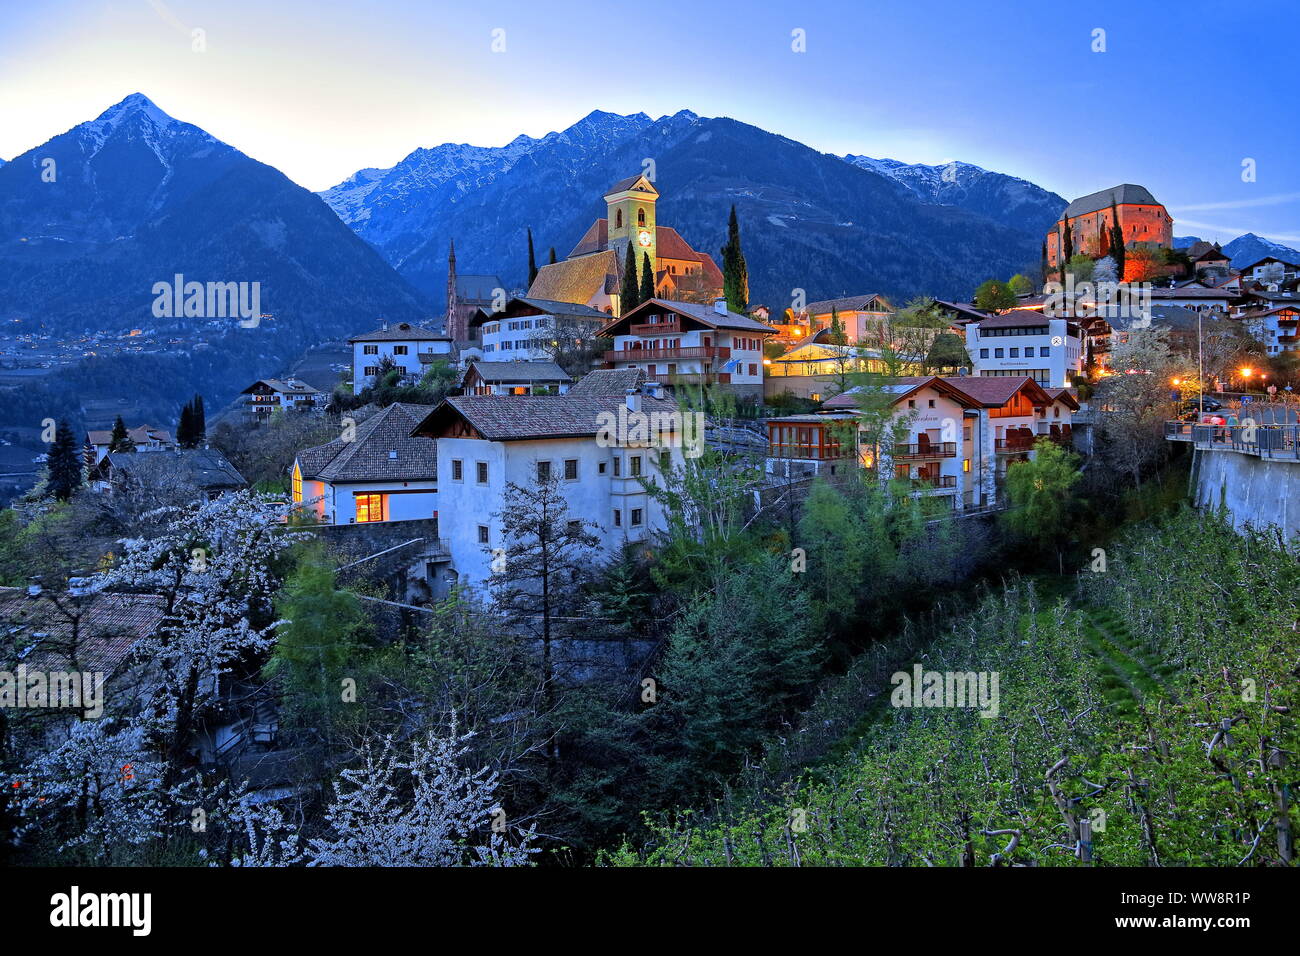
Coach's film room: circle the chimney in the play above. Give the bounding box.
[625,387,641,412]
[644,381,664,400]
[713,298,728,316]
[382,320,389,331]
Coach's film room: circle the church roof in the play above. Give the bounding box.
[1062,184,1162,219]
[604,174,659,198]
[527,249,618,306]
[569,219,609,258]
[454,275,505,302]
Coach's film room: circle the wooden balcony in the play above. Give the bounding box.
[629,319,683,336]
[995,438,1036,454]
[605,346,730,362]
[665,372,731,385]
[909,474,957,489]
[893,441,956,459]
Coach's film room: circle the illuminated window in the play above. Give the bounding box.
[291,463,302,502]
[963,459,971,473]
[355,493,383,523]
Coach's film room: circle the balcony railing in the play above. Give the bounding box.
[629,319,683,336]
[664,372,731,385]
[605,346,730,362]
[893,441,957,459]
[1164,420,1300,461]
[909,474,957,490]
[995,438,1036,454]
[769,441,851,461]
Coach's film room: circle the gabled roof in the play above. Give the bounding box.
[465,361,570,384]
[241,378,322,395]
[1044,388,1081,410]
[601,297,777,336]
[349,322,452,344]
[413,390,677,443]
[296,403,436,483]
[468,296,610,328]
[1062,184,1162,219]
[567,367,648,396]
[823,376,978,410]
[974,311,1053,329]
[1193,246,1230,262]
[931,300,990,324]
[604,174,658,198]
[86,424,172,446]
[100,448,246,490]
[802,294,893,317]
[1239,255,1300,272]
[943,375,1053,408]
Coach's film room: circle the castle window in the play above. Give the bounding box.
[616,209,623,228]
[638,208,646,226]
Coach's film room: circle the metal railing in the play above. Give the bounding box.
[909,474,957,490]
[605,346,729,362]
[893,441,957,459]
[994,438,1036,454]
[1164,420,1300,461]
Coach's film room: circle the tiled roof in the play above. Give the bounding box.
[932,300,990,324]
[1147,287,1238,299]
[454,275,505,302]
[242,378,322,395]
[974,311,1052,328]
[470,296,611,328]
[654,225,700,261]
[944,375,1052,407]
[604,297,777,336]
[802,294,892,316]
[569,219,608,258]
[527,249,617,306]
[102,448,245,490]
[297,403,436,482]
[1044,388,1080,410]
[604,174,657,197]
[86,424,172,446]
[568,367,647,396]
[466,361,570,383]
[349,322,452,343]
[0,588,168,675]
[1062,184,1161,219]
[415,390,677,442]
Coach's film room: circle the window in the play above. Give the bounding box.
[363,344,378,355]
[979,348,989,359]
[564,459,578,480]
[364,366,380,376]
[629,455,642,476]
[613,509,622,527]
[927,399,935,408]
[616,209,623,228]
[631,508,643,526]
[537,460,551,481]
[613,456,621,477]
[1024,347,1034,358]
[477,525,489,544]
[907,399,916,409]
[1010,348,1019,358]
[749,363,758,376]
[994,348,1004,358]
[1040,346,1051,357]
[451,459,463,481]
[638,208,646,226]
[476,461,488,484]
[355,493,383,523]
[393,345,408,355]
[598,461,607,474]
[291,464,302,502]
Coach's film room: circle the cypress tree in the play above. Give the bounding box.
[527,228,538,287]
[192,394,206,446]
[1109,201,1126,280]
[1040,241,1049,285]
[176,403,193,448]
[548,246,557,265]
[1062,222,1074,269]
[620,241,640,315]
[47,419,82,501]
[639,251,655,304]
[109,415,135,452]
[720,205,749,312]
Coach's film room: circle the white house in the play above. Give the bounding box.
[83,424,173,465]
[472,297,611,362]
[966,312,1083,389]
[598,297,776,401]
[409,376,687,592]
[461,360,571,396]
[240,378,324,422]
[350,322,455,390]
[292,403,437,524]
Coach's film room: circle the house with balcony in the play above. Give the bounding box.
[1247,304,1300,356]
[598,297,776,401]
[291,403,437,524]
[350,322,455,390]
[240,379,324,422]
[408,375,686,592]
[763,341,904,401]
[461,360,571,395]
[84,423,173,465]
[765,412,860,478]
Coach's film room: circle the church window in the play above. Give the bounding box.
[638,208,646,226]
[616,210,623,228]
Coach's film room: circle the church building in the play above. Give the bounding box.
[444,239,505,346]
[527,174,724,315]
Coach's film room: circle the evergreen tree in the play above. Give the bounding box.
[176,403,193,448]
[639,251,655,304]
[108,415,135,453]
[720,205,749,312]
[1040,241,1049,284]
[548,246,557,265]
[46,420,83,501]
[620,241,640,315]
[527,228,538,288]
[1062,222,1074,270]
[828,308,847,346]
[192,394,206,446]
[1109,201,1126,280]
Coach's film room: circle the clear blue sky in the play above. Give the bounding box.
[2,0,1296,242]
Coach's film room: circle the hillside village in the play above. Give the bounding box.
[3,168,1299,870]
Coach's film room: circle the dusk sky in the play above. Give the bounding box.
[3,0,1297,242]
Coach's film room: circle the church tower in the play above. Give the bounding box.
[604,174,658,282]
[445,239,460,341]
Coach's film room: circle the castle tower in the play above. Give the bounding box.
[604,174,658,281]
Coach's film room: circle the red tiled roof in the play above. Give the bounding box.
[943,375,1052,407]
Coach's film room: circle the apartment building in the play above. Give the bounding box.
[965,312,1083,388]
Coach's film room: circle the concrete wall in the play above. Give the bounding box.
[1192,447,1300,541]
